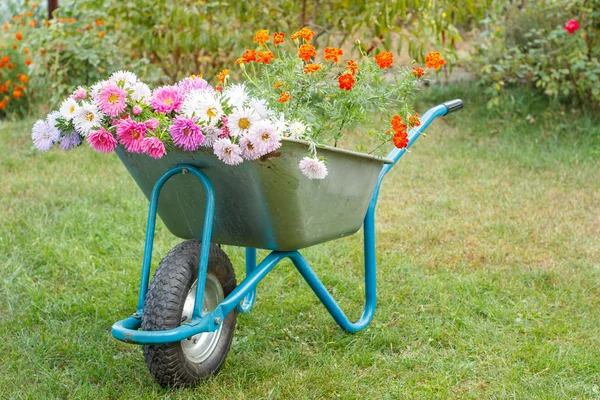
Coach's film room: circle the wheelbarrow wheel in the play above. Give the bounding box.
[141,239,237,387]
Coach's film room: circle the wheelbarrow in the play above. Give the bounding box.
[111,100,463,387]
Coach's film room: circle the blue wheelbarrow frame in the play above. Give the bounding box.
[112,100,463,344]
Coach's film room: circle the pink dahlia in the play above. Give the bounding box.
[141,137,166,159]
[97,81,128,117]
[116,118,147,153]
[169,116,204,151]
[87,128,117,153]
[151,85,183,114]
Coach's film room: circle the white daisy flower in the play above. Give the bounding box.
[227,107,260,137]
[299,157,328,179]
[181,90,224,126]
[60,97,79,121]
[110,70,139,89]
[73,102,102,136]
[213,138,243,166]
[249,120,281,155]
[201,126,221,148]
[130,81,152,104]
[249,97,273,119]
[288,120,309,139]
[223,83,249,109]
[31,119,59,152]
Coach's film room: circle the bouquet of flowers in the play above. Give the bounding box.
[31,27,445,180]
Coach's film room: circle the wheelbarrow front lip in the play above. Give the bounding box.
[283,137,394,164]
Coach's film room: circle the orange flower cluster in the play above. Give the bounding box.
[424,52,446,70]
[236,49,257,64]
[338,73,355,91]
[345,60,359,76]
[273,32,285,45]
[278,91,292,103]
[412,67,425,78]
[324,47,343,62]
[257,51,275,64]
[409,113,421,127]
[217,69,229,84]
[375,51,394,69]
[304,63,322,74]
[390,115,408,149]
[290,27,315,42]
[253,29,271,46]
[298,44,316,62]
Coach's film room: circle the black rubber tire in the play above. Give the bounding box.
[141,240,237,387]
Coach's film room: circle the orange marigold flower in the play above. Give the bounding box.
[253,29,271,46]
[23,48,30,55]
[217,69,229,84]
[345,60,359,76]
[324,47,343,62]
[0,85,7,93]
[385,129,393,135]
[1,56,8,64]
[32,3,38,8]
[12,44,17,50]
[68,17,76,23]
[0,100,6,109]
[215,86,223,92]
[412,66,425,78]
[13,89,23,99]
[409,113,421,127]
[391,115,407,134]
[15,32,23,40]
[17,74,28,83]
[298,44,316,62]
[3,23,10,30]
[290,27,315,42]
[24,59,31,66]
[29,20,37,27]
[12,16,20,22]
[303,63,322,74]
[272,81,283,89]
[392,131,408,149]
[85,24,91,30]
[338,73,355,91]
[273,32,285,45]
[236,49,257,64]
[256,51,275,64]
[7,62,15,70]
[43,19,50,26]
[95,19,104,26]
[26,11,33,17]
[278,91,291,103]
[425,52,446,70]
[98,31,105,38]
[375,51,393,68]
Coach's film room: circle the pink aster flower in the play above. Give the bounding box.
[201,127,220,148]
[132,105,142,115]
[220,115,231,138]
[116,118,147,153]
[213,138,243,165]
[87,128,117,153]
[141,137,166,159]
[169,116,204,151]
[564,19,580,35]
[177,76,211,96]
[299,157,328,179]
[96,81,128,117]
[145,118,159,131]
[72,87,87,100]
[239,136,262,160]
[249,121,281,155]
[151,85,183,114]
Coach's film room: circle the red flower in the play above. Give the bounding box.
[564,19,580,35]
[392,131,408,149]
[338,73,355,91]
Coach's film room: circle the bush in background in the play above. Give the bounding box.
[473,0,600,109]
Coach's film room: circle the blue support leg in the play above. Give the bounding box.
[238,248,257,313]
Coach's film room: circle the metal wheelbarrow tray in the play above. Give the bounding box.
[111,100,463,387]
[116,138,392,251]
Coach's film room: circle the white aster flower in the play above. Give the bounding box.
[288,120,309,139]
[227,107,260,138]
[249,120,281,155]
[90,79,109,100]
[73,102,102,136]
[31,119,59,151]
[182,90,224,126]
[46,111,63,139]
[59,97,79,121]
[213,138,243,166]
[248,97,272,119]
[223,83,249,109]
[201,126,221,148]
[109,70,138,89]
[271,113,289,136]
[299,157,328,179]
[130,81,152,104]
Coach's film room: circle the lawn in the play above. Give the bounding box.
[1,84,599,399]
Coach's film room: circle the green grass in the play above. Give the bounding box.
[1,84,599,399]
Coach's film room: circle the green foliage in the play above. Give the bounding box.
[473,0,600,109]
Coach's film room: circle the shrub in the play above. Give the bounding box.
[473,0,600,109]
